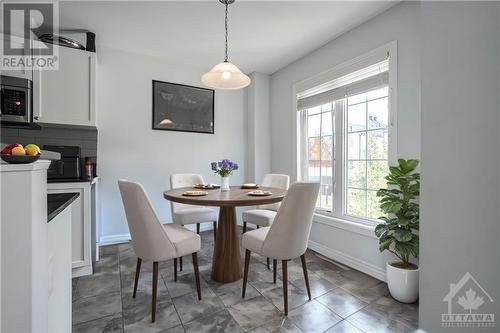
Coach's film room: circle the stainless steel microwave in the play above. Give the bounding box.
[0,75,32,124]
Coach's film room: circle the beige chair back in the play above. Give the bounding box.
[258,174,290,211]
[118,179,176,261]
[170,174,205,214]
[261,182,320,260]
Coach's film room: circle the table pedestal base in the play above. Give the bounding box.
[211,206,242,282]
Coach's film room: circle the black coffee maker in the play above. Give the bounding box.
[44,145,81,180]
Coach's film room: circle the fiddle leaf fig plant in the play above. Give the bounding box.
[375,159,420,269]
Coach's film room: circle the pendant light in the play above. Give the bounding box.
[202,0,251,90]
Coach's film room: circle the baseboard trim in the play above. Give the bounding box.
[308,239,386,282]
[185,222,214,233]
[72,265,93,278]
[99,233,131,246]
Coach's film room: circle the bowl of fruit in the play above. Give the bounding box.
[1,143,41,164]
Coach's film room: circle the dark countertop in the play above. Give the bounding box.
[47,193,80,222]
[1,122,42,130]
[48,177,98,184]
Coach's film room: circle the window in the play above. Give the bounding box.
[345,87,389,220]
[298,54,394,224]
[305,102,334,210]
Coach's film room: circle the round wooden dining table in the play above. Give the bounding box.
[163,186,286,283]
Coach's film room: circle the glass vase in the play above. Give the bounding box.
[221,176,230,191]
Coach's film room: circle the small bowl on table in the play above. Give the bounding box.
[1,154,40,164]
[241,183,259,189]
[248,190,272,196]
[183,190,208,197]
[193,183,220,190]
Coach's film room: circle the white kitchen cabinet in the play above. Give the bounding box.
[33,45,96,126]
[48,178,98,277]
[47,204,72,333]
[0,34,33,80]
[1,160,51,332]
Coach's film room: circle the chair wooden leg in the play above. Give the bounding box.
[179,256,183,271]
[273,259,277,284]
[267,257,270,270]
[192,253,202,300]
[242,221,247,234]
[133,258,142,298]
[213,221,217,241]
[282,260,288,315]
[174,258,178,281]
[196,223,200,234]
[301,254,312,300]
[152,261,159,322]
[242,249,251,298]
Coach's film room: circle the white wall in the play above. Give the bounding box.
[246,72,271,183]
[96,48,247,242]
[419,2,500,331]
[269,2,420,280]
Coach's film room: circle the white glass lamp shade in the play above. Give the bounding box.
[201,61,251,90]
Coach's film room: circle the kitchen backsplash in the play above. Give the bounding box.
[1,124,97,158]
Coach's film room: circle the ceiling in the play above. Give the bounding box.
[59,1,396,74]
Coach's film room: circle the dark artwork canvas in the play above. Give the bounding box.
[152,80,214,134]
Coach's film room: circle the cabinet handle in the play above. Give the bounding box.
[32,63,42,121]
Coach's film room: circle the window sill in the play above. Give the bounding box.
[313,212,377,239]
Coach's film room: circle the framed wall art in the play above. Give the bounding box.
[152,80,215,134]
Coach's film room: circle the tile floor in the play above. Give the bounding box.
[72,228,418,333]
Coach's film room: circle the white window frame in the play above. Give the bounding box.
[294,41,398,228]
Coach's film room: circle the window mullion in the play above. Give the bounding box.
[330,102,335,212]
[319,107,323,209]
[301,111,308,181]
[364,98,369,217]
[334,99,344,217]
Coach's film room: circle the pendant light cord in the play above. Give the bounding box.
[224,2,229,62]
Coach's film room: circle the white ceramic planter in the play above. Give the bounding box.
[221,176,230,191]
[386,262,419,303]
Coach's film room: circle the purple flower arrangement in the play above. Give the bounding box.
[211,159,239,177]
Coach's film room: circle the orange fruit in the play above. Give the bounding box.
[25,147,39,156]
[11,146,26,155]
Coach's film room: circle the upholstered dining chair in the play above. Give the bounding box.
[241,182,320,315]
[242,173,290,269]
[118,179,202,322]
[242,174,289,233]
[170,173,218,270]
